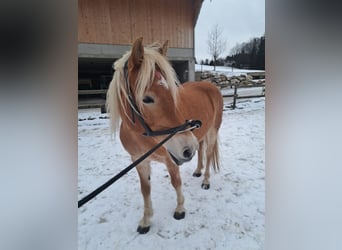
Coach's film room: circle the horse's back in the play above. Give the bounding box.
[180,81,223,111]
[182,81,220,93]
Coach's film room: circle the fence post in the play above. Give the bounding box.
[101,104,106,114]
[232,84,238,109]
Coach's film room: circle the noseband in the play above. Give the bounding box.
[123,61,201,136]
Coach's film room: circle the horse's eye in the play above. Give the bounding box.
[143,96,154,104]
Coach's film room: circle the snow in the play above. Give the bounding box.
[195,64,264,77]
[78,98,265,249]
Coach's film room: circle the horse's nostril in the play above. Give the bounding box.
[183,148,193,159]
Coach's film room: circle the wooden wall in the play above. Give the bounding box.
[78,0,202,48]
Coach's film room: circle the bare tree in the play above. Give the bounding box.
[207,24,226,71]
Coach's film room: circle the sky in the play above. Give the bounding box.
[195,0,265,62]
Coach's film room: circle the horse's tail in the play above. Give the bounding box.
[211,136,220,172]
[212,88,223,172]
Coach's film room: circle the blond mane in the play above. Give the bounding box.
[106,43,180,135]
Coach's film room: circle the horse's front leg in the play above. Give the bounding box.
[166,158,185,220]
[136,161,153,234]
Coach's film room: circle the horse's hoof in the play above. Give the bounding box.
[193,172,201,177]
[137,225,150,234]
[173,211,185,220]
[201,183,210,189]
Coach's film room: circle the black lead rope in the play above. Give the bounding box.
[78,119,201,208]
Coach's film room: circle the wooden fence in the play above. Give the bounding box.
[79,69,265,111]
[197,70,265,109]
[222,84,265,109]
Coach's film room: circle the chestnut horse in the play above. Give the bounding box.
[106,37,223,234]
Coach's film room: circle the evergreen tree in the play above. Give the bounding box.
[227,35,265,70]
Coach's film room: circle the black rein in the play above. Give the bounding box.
[78,119,201,208]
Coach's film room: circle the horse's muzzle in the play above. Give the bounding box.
[168,147,195,166]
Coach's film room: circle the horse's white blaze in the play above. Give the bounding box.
[159,75,168,89]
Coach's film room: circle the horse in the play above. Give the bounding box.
[106,37,223,234]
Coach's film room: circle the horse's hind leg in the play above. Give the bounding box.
[192,137,212,189]
[166,158,185,220]
[202,130,219,190]
[136,161,153,234]
[193,141,204,177]
[202,154,211,189]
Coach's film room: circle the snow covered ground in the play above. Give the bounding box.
[195,64,265,103]
[78,97,265,250]
[195,64,264,77]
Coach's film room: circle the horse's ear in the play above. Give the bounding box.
[130,37,144,68]
[159,40,169,56]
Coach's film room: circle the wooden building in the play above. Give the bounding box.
[78,0,203,109]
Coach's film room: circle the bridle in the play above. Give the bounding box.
[123,61,201,137]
